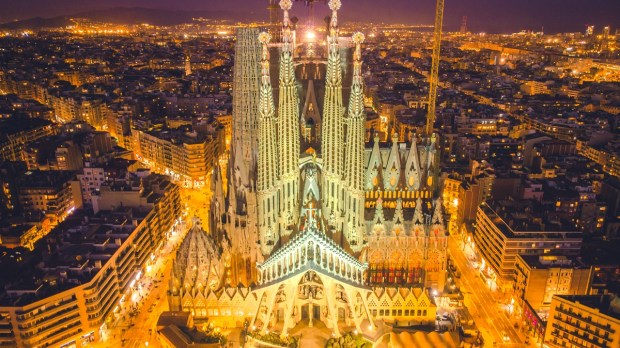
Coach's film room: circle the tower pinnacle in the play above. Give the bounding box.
[277,0,301,233]
[321,0,345,220]
[344,31,366,250]
[257,31,280,254]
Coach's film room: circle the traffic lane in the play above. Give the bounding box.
[448,237,522,344]
[121,251,174,347]
[449,242,518,344]
[449,242,502,340]
[124,265,171,344]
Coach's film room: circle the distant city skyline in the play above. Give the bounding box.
[1,0,620,33]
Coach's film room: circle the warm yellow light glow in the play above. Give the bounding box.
[306,30,316,40]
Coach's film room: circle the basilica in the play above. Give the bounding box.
[170,0,447,338]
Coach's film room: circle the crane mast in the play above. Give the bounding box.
[425,0,444,136]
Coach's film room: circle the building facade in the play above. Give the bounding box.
[545,295,620,348]
[197,0,446,338]
[17,170,79,229]
[0,117,55,162]
[514,255,592,312]
[132,125,224,188]
[0,174,181,348]
[474,200,582,289]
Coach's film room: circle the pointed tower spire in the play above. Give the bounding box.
[277,0,300,233]
[257,32,277,192]
[404,134,421,190]
[322,0,345,219]
[413,197,424,225]
[384,132,402,190]
[374,196,385,224]
[257,32,280,255]
[431,197,444,227]
[366,134,383,191]
[344,32,366,251]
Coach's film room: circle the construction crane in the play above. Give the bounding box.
[425,0,445,136]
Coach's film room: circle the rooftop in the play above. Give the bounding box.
[481,200,581,239]
[555,294,620,322]
[0,116,52,141]
[519,254,587,270]
[0,208,142,307]
[17,170,76,190]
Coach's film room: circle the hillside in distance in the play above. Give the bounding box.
[0,7,261,29]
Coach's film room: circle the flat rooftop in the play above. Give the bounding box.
[555,294,620,322]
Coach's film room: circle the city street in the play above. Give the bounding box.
[448,234,525,347]
[90,217,190,348]
[87,156,224,348]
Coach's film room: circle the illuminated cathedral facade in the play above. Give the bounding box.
[175,0,447,337]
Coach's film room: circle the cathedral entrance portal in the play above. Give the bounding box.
[299,303,321,322]
[338,308,345,322]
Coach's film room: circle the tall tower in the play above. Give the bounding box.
[277,0,301,234]
[425,0,444,136]
[344,32,366,251]
[257,32,280,255]
[321,0,345,221]
[228,27,262,277]
[268,0,281,41]
[600,26,611,52]
[460,16,468,34]
[231,28,261,197]
[184,55,192,76]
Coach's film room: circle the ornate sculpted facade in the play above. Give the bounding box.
[186,0,447,338]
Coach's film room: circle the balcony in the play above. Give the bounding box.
[556,306,615,333]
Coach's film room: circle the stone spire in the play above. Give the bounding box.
[321,0,345,217]
[431,197,444,227]
[277,0,300,232]
[231,28,261,194]
[413,197,424,225]
[344,32,366,251]
[257,32,278,193]
[257,32,280,255]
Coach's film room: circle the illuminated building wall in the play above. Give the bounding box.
[545,294,620,348]
[131,126,224,188]
[514,255,592,312]
[474,201,582,289]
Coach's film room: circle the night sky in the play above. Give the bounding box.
[1,0,619,33]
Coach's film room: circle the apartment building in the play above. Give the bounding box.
[545,294,620,348]
[0,174,181,348]
[474,199,582,289]
[514,255,592,311]
[16,170,80,226]
[131,125,224,188]
[0,117,55,162]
